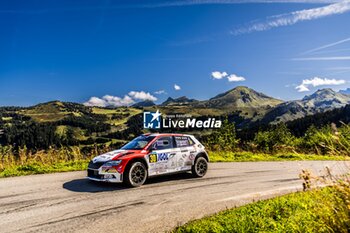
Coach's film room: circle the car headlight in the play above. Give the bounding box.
[103,160,122,167]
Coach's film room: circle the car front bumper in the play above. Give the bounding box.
[87,168,123,183]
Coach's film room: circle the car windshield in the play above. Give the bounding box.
[121,135,155,150]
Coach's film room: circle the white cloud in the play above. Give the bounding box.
[325,66,350,71]
[143,0,342,8]
[104,95,135,106]
[303,37,350,54]
[103,95,135,106]
[83,90,157,107]
[227,73,246,82]
[174,84,181,90]
[128,91,157,101]
[4,1,343,14]
[296,77,346,92]
[84,95,135,107]
[154,90,167,95]
[296,84,311,92]
[233,1,350,35]
[211,71,228,79]
[84,97,107,107]
[292,56,350,61]
[212,71,246,82]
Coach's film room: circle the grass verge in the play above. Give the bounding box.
[209,151,349,162]
[174,187,350,233]
[0,160,89,178]
[0,150,347,178]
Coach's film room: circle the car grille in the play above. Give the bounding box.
[88,161,105,170]
[87,169,104,179]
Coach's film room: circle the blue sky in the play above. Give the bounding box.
[1,0,350,106]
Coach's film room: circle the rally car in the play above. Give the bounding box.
[87,133,209,187]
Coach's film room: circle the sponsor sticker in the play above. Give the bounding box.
[149,152,158,163]
[148,152,169,163]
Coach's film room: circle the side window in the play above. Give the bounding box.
[152,137,174,150]
[175,136,194,147]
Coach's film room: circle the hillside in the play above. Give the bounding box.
[14,101,142,129]
[132,100,156,107]
[262,89,350,123]
[19,101,91,122]
[1,86,350,150]
[161,96,198,106]
[205,86,283,109]
[286,104,350,137]
[339,88,350,95]
[0,101,143,149]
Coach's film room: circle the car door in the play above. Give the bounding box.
[174,136,196,171]
[147,136,180,176]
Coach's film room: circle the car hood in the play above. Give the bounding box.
[91,149,140,163]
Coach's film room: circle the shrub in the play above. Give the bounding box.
[253,123,297,153]
[205,118,239,151]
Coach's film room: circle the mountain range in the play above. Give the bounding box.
[150,86,350,124]
[339,88,350,95]
[1,86,350,132]
[261,88,350,123]
[1,86,350,147]
[158,86,282,109]
[161,96,198,106]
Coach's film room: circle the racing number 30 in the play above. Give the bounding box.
[149,153,157,163]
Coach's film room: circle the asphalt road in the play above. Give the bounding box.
[0,161,349,233]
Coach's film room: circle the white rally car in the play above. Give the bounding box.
[87,133,209,187]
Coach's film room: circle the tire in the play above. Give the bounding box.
[192,156,208,178]
[123,162,148,187]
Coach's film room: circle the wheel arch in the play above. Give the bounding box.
[124,157,149,173]
[195,152,209,163]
